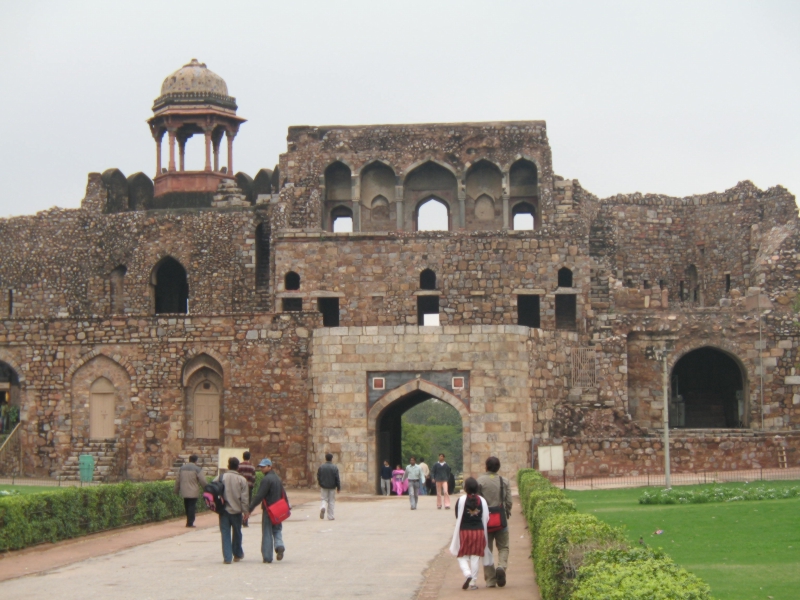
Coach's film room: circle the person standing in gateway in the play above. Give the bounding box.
[317,453,340,520]
[173,454,206,527]
[432,453,452,509]
[249,458,288,563]
[418,457,430,495]
[403,456,424,509]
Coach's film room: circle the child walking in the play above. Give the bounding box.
[449,477,493,590]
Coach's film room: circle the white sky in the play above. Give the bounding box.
[0,0,798,218]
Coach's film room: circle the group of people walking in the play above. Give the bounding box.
[174,451,288,564]
[175,450,512,591]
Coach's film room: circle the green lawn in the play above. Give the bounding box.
[0,484,70,496]
[565,482,800,600]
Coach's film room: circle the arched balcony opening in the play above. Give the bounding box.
[152,257,188,314]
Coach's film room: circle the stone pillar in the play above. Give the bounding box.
[204,130,212,172]
[502,195,510,230]
[458,190,466,230]
[395,184,404,231]
[226,130,235,175]
[168,130,176,172]
[352,202,361,233]
[155,135,162,176]
[213,140,220,172]
[178,137,186,171]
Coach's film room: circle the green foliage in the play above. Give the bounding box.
[640,484,800,504]
[566,484,800,599]
[531,496,577,540]
[573,547,712,600]
[401,422,462,472]
[402,399,461,427]
[0,480,199,551]
[535,513,626,600]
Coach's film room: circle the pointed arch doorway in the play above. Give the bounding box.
[367,379,469,494]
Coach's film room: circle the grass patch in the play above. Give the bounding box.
[566,482,800,600]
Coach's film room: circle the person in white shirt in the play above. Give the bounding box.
[418,457,430,495]
[402,456,424,510]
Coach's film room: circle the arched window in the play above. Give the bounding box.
[558,267,573,288]
[109,265,127,314]
[285,271,300,291]
[512,202,535,230]
[90,377,116,439]
[509,159,538,196]
[420,269,436,290]
[331,206,353,232]
[371,195,390,218]
[153,257,188,314]
[183,354,224,441]
[474,194,495,222]
[416,198,449,231]
[686,265,699,302]
[325,162,352,201]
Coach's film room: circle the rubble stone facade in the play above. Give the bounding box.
[1,63,798,489]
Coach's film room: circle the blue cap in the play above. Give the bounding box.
[258,458,272,467]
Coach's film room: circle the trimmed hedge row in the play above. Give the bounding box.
[517,469,713,600]
[0,481,203,552]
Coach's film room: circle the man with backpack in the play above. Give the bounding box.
[477,456,513,588]
[249,458,289,563]
[174,454,206,527]
[210,456,250,564]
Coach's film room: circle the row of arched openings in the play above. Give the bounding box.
[324,158,540,233]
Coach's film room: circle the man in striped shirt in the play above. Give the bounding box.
[238,451,256,526]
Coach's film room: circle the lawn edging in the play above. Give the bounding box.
[518,469,713,600]
[0,480,205,552]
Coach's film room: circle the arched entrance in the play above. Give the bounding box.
[671,347,746,428]
[368,380,469,494]
[0,361,21,434]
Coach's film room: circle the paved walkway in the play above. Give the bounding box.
[0,490,540,599]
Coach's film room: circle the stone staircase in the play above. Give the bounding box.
[59,440,121,482]
[166,446,220,479]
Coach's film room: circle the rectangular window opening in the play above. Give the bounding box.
[517,294,540,328]
[318,297,340,327]
[555,294,577,331]
[372,377,385,390]
[7,289,12,318]
[571,348,597,388]
[725,274,731,293]
[282,297,303,312]
[417,295,439,325]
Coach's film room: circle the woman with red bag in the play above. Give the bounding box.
[449,477,493,590]
[249,458,290,563]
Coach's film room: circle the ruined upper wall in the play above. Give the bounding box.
[279,121,565,232]
[588,181,799,307]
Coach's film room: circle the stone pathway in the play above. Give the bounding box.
[0,491,539,599]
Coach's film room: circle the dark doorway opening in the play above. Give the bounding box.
[555,295,576,330]
[154,257,188,314]
[518,294,540,328]
[375,392,462,494]
[318,297,340,327]
[672,347,745,428]
[417,295,439,325]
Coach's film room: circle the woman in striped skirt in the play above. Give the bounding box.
[449,477,493,590]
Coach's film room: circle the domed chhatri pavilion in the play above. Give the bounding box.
[0,60,798,488]
[148,59,245,198]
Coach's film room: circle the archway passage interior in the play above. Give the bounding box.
[375,391,462,494]
[672,347,745,428]
[0,361,20,434]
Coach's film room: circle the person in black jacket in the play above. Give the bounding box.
[432,453,452,509]
[249,458,288,563]
[317,453,340,520]
[380,460,392,496]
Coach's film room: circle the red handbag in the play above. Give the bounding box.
[486,476,507,533]
[264,488,291,525]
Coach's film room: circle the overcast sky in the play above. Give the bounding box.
[0,1,798,218]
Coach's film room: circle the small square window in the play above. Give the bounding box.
[372,377,385,390]
[452,377,464,390]
[282,297,302,312]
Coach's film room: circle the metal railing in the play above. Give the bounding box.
[0,422,22,475]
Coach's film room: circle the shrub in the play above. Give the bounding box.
[530,496,577,541]
[0,481,197,551]
[573,547,712,600]
[639,485,800,505]
[535,512,626,600]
